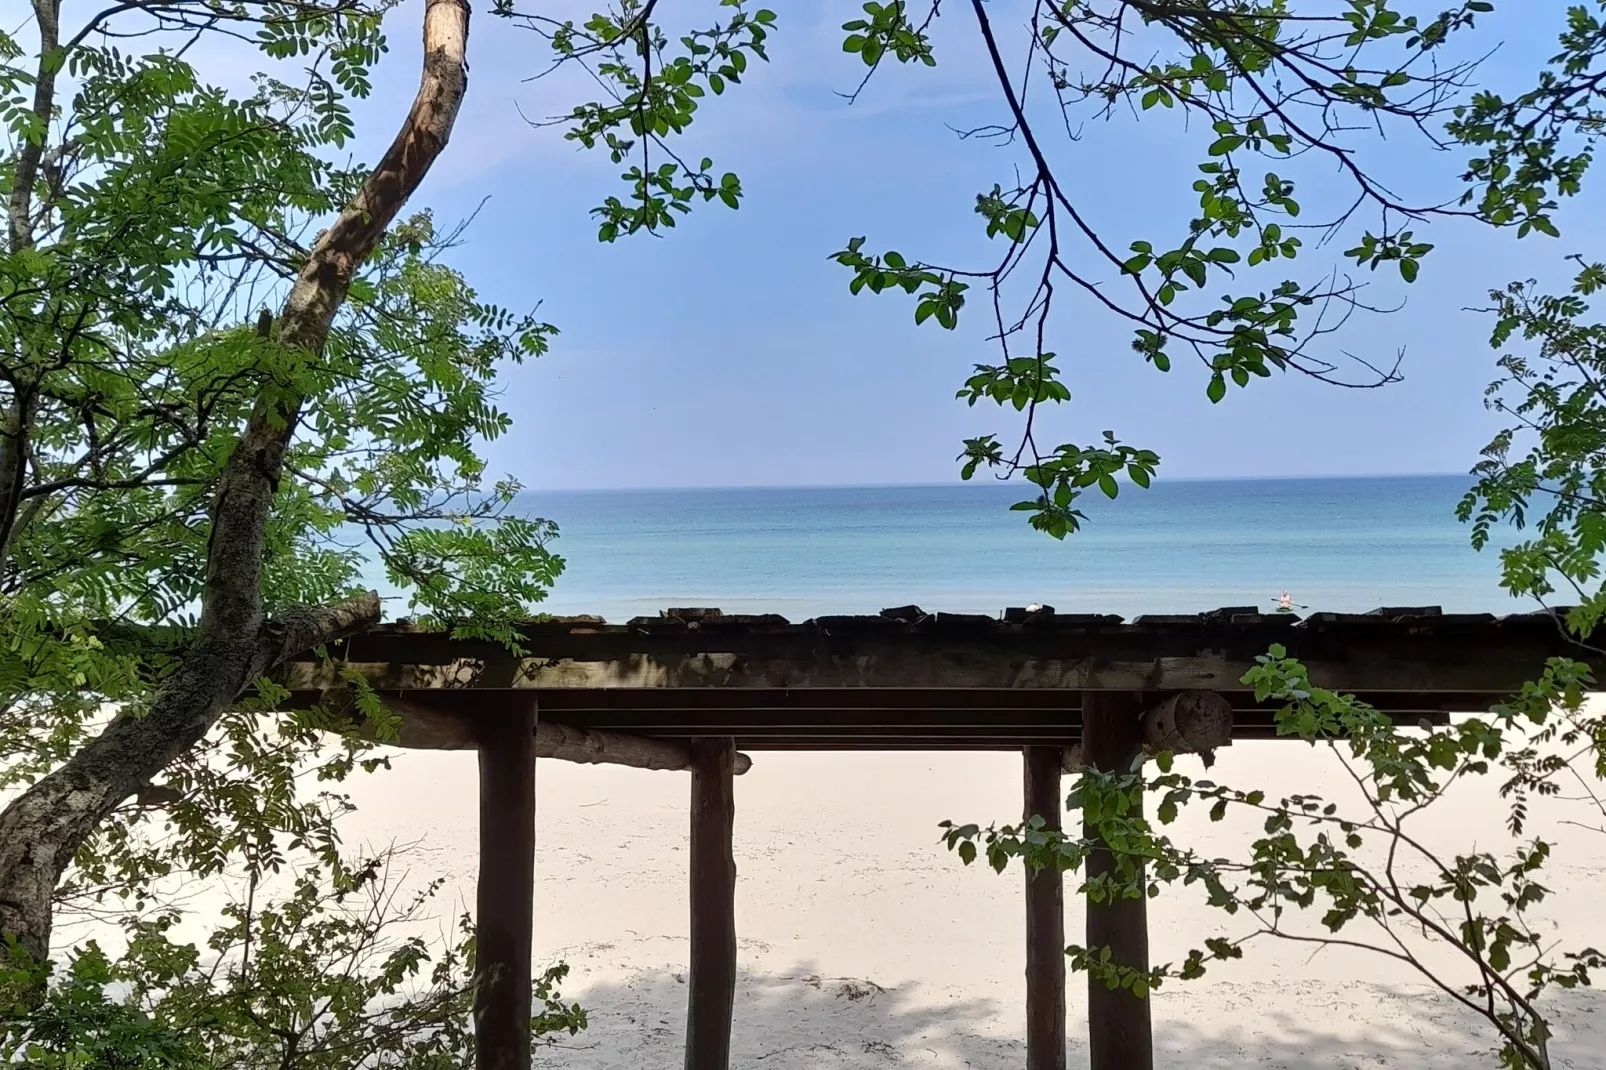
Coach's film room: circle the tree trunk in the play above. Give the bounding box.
[0,597,380,962]
[7,0,60,253]
[0,0,472,966]
[0,0,62,578]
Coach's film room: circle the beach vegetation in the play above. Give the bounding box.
[937,9,1606,1067]
[0,0,570,1053]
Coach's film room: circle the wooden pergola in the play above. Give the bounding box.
[280,604,1600,1070]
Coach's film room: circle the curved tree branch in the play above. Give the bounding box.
[0,0,472,966]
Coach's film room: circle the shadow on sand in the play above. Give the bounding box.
[535,964,1606,1069]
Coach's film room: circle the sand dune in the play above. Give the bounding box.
[338,744,1606,1068]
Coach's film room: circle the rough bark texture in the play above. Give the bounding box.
[685,738,738,1070]
[0,385,35,573]
[8,0,59,253]
[0,595,379,961]
[0,0,471,965]
[0,0,61,578]
[314,688,754,772]
[1023,746,1067,1070]
[472,700,537,1070]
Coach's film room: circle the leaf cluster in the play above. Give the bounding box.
[940,644,1604,1069]
[2,851,586,1069]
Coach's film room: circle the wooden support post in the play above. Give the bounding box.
[473,699,538,1070]
[1023,746,1067,1070]
[685,737,738,1070]
[1080,691,1154,1070]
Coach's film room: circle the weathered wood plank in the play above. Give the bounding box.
[284,649,1572,695]
[1081,691,1153,1070]
[279,606,1598,697]
[473,698,538,1070]
[522,687,1505,713]
[1023,746,1067,1070]
[686,738,738,1070]
[313,689,753,772]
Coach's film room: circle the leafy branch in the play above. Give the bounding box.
[941,645,1602,1070]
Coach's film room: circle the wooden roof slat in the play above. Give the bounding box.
[279,607,1600,750]
[489,687,1501,713]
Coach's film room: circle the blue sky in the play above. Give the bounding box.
[338,1,1604,489]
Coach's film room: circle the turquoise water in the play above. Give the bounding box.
[496,475,1521,623]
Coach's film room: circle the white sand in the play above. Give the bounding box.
[335,743,1606,1069]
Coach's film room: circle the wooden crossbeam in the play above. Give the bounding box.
[280,607,1596,698]
[294,685,1457,753]
[312,688,754,772]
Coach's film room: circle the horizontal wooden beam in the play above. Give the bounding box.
[314,689,753,773]
[279,609,1596,698]
[290,689,1494,722]
[489,706,1457,730]
[286,654,1544,694]
[298,685,1454,751]
[476,688,1513,714]
[676,725,1437,750]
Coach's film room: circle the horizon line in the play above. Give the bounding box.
[513,471,1470,495]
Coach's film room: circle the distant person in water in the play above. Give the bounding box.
[1277,591,1307,613]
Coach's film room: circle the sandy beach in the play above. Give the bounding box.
[336,742,1606,1069]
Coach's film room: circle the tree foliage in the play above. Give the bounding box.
[933,6,1606,1064]
[707,6,1606,1065]
[1456,2,1606,640]
[942,647,1604,1070]
[0,0,557,971]
[2,850,586,1068]
[503,0,1548,536]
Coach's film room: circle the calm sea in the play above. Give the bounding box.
[479,475,1521,624]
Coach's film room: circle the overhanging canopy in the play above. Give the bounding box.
[279,604,1599,749]
[284,603,1604,1070]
